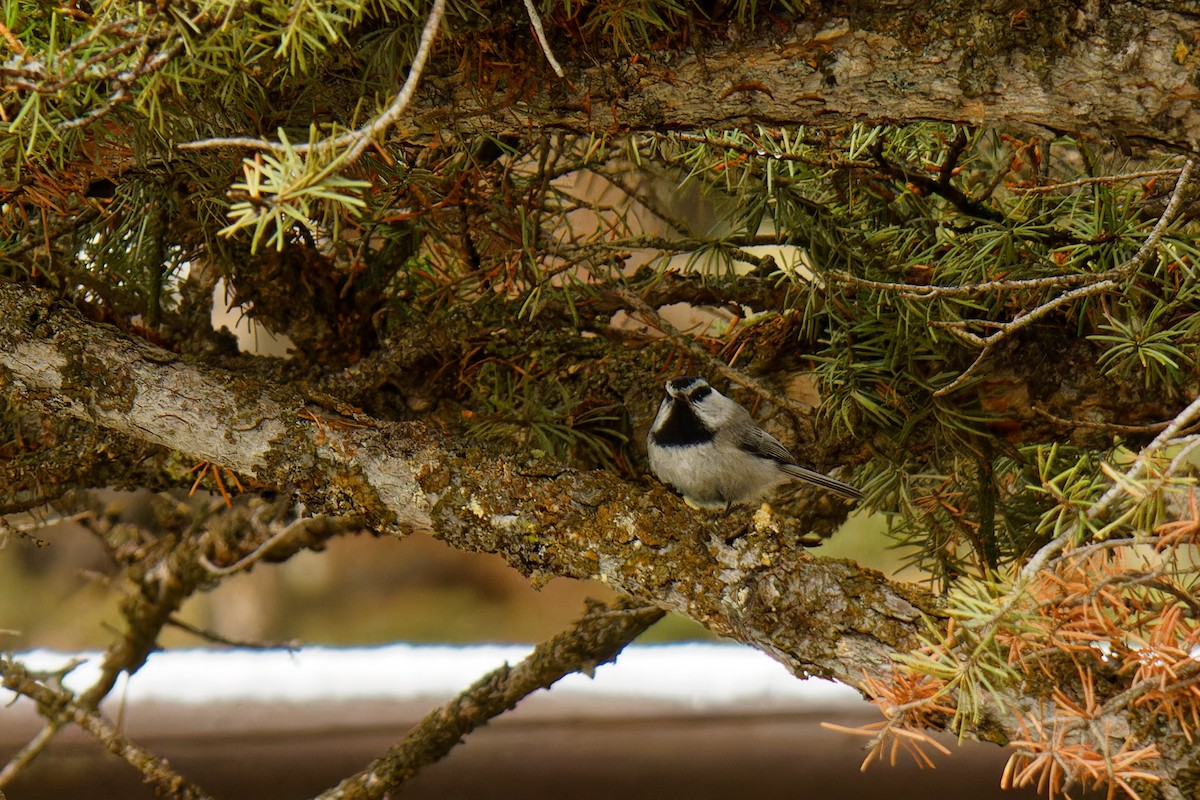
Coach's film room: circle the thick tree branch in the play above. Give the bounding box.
[0,283,930,693]
[418,5,1200,150]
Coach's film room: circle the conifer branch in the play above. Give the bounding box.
[178,0,447,161]
[932,157,1197,396]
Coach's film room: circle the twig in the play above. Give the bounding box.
[0,722,60,788]
[929,341,998,398]
[0,509,93,546]
[57,38,183,131]
[1091,658,1200,724]
[932,157,1197,396]
[1057,535,1166,562]
[166,615,303,652]
[198,518,296,576]
[1084,396,1200,526]
[1031,405,1178,435]
[1163,435,1200,483]
[176,135,279,151]
[4,16,184,133]
[1013,168,1183,194]
[199,513,359,577]
[1141,577,1200,618]
[830,270,1095,301]
[930,277,1119,397]
[1111,158,1198,274]
[179,0,446,162]
[339,0,445,163]
[612,285,817,423]
[315,598,664,800]
[870,134,1003,222]
[522,0,564,78]
[937,128,971,191]
[0,658,215,799]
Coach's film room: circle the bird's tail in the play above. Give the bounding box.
[780,464,863,501]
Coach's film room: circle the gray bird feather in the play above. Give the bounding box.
[647,376,862,508]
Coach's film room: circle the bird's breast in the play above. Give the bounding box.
[649,400,714,447]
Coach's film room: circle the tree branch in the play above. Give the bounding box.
[178,0,446,163]
[416,5,1200,151]
[930,156,1197,397]
[317,598,664,800]
[0,656,214,799]
[0,282,930,693]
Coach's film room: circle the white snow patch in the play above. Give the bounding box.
[7,643,861,708]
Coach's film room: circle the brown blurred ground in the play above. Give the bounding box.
[1,694,1043,800]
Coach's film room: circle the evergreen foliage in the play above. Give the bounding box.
[3,2,1200,798]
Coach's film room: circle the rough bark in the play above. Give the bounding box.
[0,283,931,690]
[423,2,1200,151]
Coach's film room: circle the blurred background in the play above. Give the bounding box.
[0,490,896,651]
[1,500,1051,800]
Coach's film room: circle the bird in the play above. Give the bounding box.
[646,376,862,509]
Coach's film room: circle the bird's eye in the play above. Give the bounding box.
[689,385,712,402]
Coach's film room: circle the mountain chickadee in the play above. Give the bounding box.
[647,376,862,509]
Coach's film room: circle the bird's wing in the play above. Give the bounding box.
[738,426,796,465]
[739,427,862,501]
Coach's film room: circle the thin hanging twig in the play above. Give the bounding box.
[522,0,565,78]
